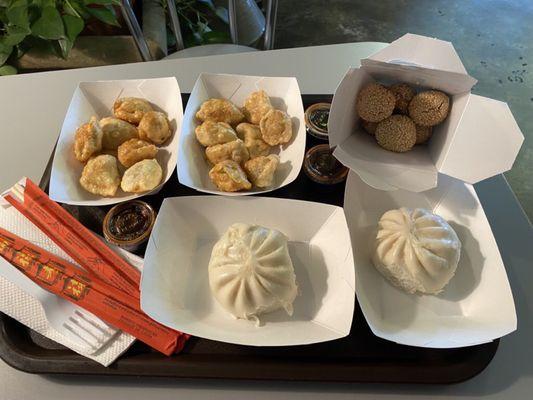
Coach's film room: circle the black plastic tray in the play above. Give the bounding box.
[0,95,498,383]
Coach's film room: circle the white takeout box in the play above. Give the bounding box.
[140,196,355,346]
[177,73,306,196]
[344,171,517,348]
[329,33,524,192]
[50,77,183,206]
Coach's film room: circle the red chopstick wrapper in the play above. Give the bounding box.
[4,179,141,297]
[0,226,187,355]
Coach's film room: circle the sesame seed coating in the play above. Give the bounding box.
[375,115,416,152]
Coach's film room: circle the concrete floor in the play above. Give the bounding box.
[275,0,532,220]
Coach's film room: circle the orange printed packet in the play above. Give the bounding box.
[4,179,141,297]
[0,226,188,355]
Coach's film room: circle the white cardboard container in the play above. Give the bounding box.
[344,170,517,348]
[329,33,524,192]
[177,73,306,196]
[49,78,183,206]
[140,196,355,346]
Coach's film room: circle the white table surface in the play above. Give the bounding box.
[0,43,532,400]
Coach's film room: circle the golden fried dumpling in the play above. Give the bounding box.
[236,123,270,158]
[244,154,280,188]
[79,154,120,197]
[243,90,274,124]
[100,117,138,150]
[259,109,293,145]
[195,120,238,147]
[117,138,158,168]
[138,111,171,145]
[74,116,103,162]
[205,139,250,166]
[209,160,251,192]
[121,159,163,193]
[113,97,153,124]
[195,98,244,126]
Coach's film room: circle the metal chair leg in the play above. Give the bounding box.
[228,0,239,44]
[263,0,278,50]
[167,0,186,51]
[120,0,154,61]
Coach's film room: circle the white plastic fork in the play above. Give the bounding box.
[0,194,143,355]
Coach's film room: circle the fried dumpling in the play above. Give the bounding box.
[121,159,163,193]
[138,111,171,145]
[236,123,270,158]
[100,117,138,150]
[244,154,279,188]
[195,120,238,147]
[259,109,293,145]
[79,154,120,197]
[243,90,274,124]
[205,139,250,165]
[113,97,153,125]
[195,98,244,126]
[208,160,251,192]
[117,138,158,168]
[74,116,103,162]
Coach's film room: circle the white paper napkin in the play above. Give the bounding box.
[0,201,141,366]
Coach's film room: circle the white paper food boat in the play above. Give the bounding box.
[50,77,183,206]
[177,73,306,196]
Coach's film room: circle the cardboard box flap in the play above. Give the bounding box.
[329,67,374,147]
[439,94,524,183]
[361,59,477,95]
[333,141,438,192]
[366,33,468,75]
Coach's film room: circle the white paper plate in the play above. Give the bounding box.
[49,77,183,206]
[140,196,355,346]
[344,171,517,348]
[177,73,306,196]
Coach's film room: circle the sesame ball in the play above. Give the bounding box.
[408,90,450,127]
[361,119,378,135]
[389,83,416,114]
[415,125,433,144]
[375,115,416,153]
[356,83,395,122]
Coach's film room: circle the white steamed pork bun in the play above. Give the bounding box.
[208,223,298,324]
[372,208,461,295]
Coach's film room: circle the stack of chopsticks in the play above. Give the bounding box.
[0,178,188,355]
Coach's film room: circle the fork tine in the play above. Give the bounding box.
[63,322,99,351]
[75,310,117,336]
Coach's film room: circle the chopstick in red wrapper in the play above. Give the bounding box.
[4,179,141,297]
[0,226,187,355]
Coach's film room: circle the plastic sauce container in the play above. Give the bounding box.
[103,200,156,252]
[304,103,330,140]
[304,144,348,184]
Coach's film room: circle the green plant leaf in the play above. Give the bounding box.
[0,64,17,75]
[0,0,11,7]
[7,0,30,28]
[58,14,83,58]
[202,30,230,44]
[88,5,120,27]
[62,14,84,41]
[3,25,31,46]
[0,51,11,66]
[83,0,119,5]
[197,0,216,10]
[67,0,91,19]
[31,6,65,40]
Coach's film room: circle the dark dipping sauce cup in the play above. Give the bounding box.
[103,200,156,252]
[304,103,331,140]
[304,144,348,185]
